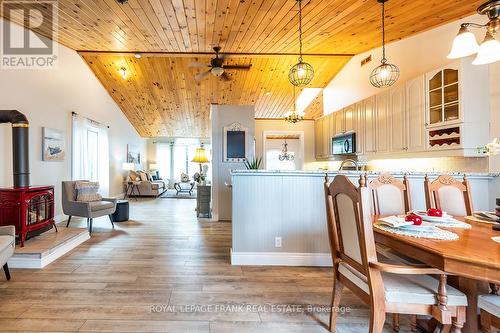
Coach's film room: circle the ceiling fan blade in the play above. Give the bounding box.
[194,71,211,81]
[189,62,210,68]
[223,64,252,70]
[220,72,231,81]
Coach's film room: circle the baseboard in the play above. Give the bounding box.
[54,214,66,223]
[230,249,333,267]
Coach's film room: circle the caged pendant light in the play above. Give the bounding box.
[288,0,314,87]
[369,0,400,88]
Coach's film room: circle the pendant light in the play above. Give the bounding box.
[279,139,295,161]
[369,0,400,88]
[284,86,304,124]
[288,0,314,87]
[447,0,500,65]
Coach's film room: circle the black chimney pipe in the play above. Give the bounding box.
[0,110,30,188]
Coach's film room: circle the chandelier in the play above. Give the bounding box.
[288,0,314,86]
[447,0,500,65]
[279,139,295,161]
[284,86,304,123]
[369,0,400,88]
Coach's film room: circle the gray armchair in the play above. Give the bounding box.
[62,181,117,233]
[0,225,15,280]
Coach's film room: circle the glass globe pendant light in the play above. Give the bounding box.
[369,0,400,88]
[447,0,500,65]
[288,0,314,87]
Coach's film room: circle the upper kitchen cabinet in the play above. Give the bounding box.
[375,90,390,153]
[390,83,407,152]
[344,105,356,133]
[425,59,489,155]
[405,75,426,152]
[362,95,377,154]
[334,109,344,135]
[314,117,323,159]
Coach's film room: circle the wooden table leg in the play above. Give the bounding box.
[448,276,489,333]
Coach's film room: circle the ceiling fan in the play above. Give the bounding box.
[189,46,252,81]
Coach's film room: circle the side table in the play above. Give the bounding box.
[196,185,211,218]
[124,181,141,200]
[112,200,129,222]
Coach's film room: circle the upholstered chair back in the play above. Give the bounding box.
[368,174,411,215]
[324,175,381,299]
[424,175,473,216]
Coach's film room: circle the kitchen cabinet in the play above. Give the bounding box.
[355,102,364,154]
[314,118,323,159]
[322,114,331,157]
[406,75,426,152]
[390,84,407,152]
[344,105,355,133]
[425,59,489,155]
[363,96,377,154]
[376,91,390,153]
[335,110,344,135]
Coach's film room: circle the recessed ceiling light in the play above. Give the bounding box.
[265,92,271,96]
[118,67,127,79]
[134,53,142,59]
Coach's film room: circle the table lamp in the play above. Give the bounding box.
[122,162,134,171]
[191,147,210,175]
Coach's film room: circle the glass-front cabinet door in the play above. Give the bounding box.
[427,65,460,127]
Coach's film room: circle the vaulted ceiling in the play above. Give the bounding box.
[1,0,484,137]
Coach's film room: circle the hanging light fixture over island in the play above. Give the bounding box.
[369,0,400,88]
[448,0,500,65]
[288,0,314,87]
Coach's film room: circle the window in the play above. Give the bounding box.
[156,140,211,183]
[72,115,109,195]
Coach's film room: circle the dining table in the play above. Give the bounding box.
[372,215,500,333]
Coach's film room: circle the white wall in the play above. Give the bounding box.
[0,19,147,216]
[323,14,500,172]
[211,105,255,221]
[255,119,316,170]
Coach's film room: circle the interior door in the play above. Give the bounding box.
[376,91,390,153]
[406,75,427,151]
[390,84,406,152]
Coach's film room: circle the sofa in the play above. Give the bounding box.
[128,170,167,197]
[0,226,15,280]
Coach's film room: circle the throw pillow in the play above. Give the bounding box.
[75,181,102,202]
[137,170,148,181]
[129,170,139,181]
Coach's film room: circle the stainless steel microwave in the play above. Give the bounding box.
[332,132,356,155]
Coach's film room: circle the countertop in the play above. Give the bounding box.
[231,169,499,179]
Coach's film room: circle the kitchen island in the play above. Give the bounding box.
[231,170,500,266]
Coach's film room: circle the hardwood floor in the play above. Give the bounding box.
[0,198,410,332]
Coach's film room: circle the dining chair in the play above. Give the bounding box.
[479,285,500,333]
[324,174,467,333]
[368,174,411,216]
[424,174,474,216]
[367,174,415,332]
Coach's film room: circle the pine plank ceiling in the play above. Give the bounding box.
[1,0,483,137]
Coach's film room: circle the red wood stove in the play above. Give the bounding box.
[0,185,57,247]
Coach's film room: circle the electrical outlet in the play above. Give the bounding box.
[275,237,282,248]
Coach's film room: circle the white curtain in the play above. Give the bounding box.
[72,114,110,196]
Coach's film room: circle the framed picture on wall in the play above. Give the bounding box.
[223,122,247,162]
[127,144,141,164]
[42,127,65,161]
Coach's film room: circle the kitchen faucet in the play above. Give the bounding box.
[339,158,359,171]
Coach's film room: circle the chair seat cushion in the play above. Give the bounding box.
[479,294,500,317]
[339,262,467,306]
[89,201,114,212]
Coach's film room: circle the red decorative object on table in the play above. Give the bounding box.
[0,185,57,247]
[405,213,423,225]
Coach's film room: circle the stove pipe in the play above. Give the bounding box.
[0,110,29,188]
